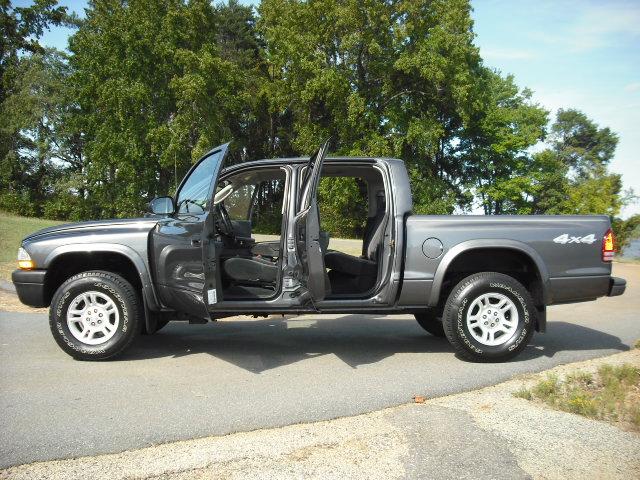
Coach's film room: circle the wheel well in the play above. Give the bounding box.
[44,252,143,305]
[438,248,544,308]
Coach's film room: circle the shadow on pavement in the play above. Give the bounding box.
[516,320,630,361]
[119,316,629,372]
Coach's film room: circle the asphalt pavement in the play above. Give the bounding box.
[0,264,638,468]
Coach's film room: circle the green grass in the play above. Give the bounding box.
[0,211,62,281]
[514,364,640,431]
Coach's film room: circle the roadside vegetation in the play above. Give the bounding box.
[0,211,60,281]
[0,1,638,247]
[515,363,640,432]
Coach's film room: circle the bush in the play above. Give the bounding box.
[0,191,38,217]
[42,194,91,222]
[514,364,640,431]
[611,215,640,253]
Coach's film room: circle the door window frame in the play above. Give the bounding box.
[175,146,228,218]
[208,164,292,309]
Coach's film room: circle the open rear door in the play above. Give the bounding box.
[295,139,330,302]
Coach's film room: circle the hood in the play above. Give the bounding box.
[24,217,159,241]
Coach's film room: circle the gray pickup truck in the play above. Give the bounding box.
[12,140,626,362]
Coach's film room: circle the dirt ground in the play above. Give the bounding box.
[0,290,47,314]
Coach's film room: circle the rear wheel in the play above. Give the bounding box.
[414,311,445,337]
[442,272,535,362]
[49,271,142,360]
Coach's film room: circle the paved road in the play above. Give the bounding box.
[1,264,638,468]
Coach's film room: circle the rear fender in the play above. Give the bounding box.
[428,239,550,307]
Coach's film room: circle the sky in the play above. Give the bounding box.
[17,0,640,217]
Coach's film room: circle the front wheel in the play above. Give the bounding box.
[49,271,142,360]
[442,272,535,362]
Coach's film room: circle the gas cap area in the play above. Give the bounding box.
[422,237,444,259]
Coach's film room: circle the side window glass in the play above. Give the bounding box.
[225,184,256,220]
[176,152,220,214]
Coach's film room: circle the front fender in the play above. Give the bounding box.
[428,239,550,307]
[44,243,161,310]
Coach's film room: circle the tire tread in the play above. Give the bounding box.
[49,270,141,360]
[442,272,535,362]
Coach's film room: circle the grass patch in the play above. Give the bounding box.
[514,364,640,431]
[0,211,62,281]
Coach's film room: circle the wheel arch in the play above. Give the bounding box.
[428,239,550,309]
[43,244,160,310]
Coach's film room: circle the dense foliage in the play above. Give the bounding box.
[0,0,637,248]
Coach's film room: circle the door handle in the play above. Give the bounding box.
[191,238,201,246]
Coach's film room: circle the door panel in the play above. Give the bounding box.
[296,199,326,300]
[201,143,231,310]
[153,217,208,318]
[151,143,230,318]
[295,139,330,302]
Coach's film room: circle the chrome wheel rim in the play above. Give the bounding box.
[66,291,120,345]
[466,292,518,346]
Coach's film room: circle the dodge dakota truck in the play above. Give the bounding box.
[12,140,626,362]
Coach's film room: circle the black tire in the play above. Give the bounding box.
[49,271,142,360]
[442,272,535,362]
[414,311,445,337]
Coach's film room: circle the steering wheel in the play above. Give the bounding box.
[215,203,234,238]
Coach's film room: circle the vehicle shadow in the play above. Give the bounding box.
[122,315,453,372]
[516,320,630,362]
[119,315,630,372]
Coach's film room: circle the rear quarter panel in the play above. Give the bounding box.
[400,215,612,307]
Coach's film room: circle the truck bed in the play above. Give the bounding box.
[401,214,612,307]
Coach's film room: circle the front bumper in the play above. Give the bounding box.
[608,277,626,297]
[11,269,48,307]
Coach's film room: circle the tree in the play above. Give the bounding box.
[66,0,255,216]
[461,70,548,214]
[0,0,74,215]
[1,0,634,238]
[611,215,640,254]
[0,49,73,216]
[0,0,70,103]
[533,109,629,217]
[258,0,484,214]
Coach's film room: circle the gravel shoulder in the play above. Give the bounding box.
[2,349,638,480]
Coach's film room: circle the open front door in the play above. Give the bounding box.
[295,139,330,302]
[202,143,231,311]
[151,142,230,320]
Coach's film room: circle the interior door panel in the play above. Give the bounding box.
[295,139,330,303]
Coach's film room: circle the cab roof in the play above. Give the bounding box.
[221,156,404,174]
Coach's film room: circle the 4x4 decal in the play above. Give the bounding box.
[553,233,597,244]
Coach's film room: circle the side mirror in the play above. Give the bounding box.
[148,196,175,215]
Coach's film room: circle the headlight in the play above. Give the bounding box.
[17,247,35,270]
